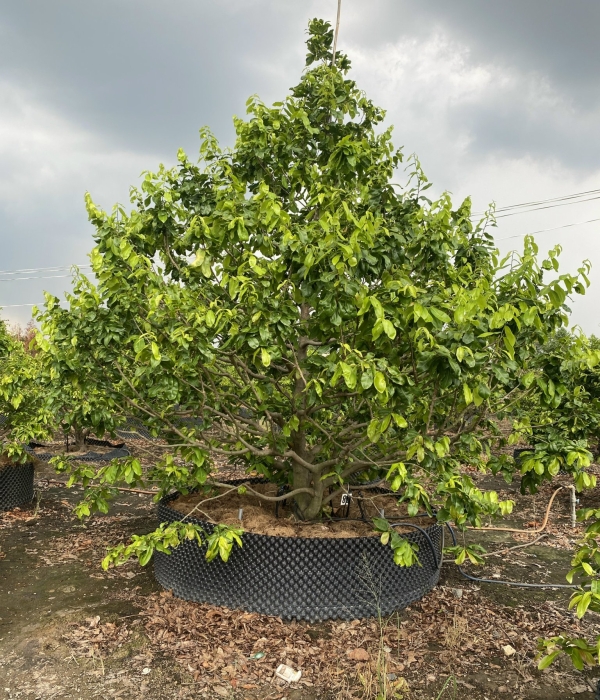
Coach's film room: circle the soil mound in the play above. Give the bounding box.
[171,482,435,538]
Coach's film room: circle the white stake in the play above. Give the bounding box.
[568,486,577,528]
[332,0,342,65]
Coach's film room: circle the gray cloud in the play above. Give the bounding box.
[1,1,599,330]
[349,1,600,106]
[0,1,314,154]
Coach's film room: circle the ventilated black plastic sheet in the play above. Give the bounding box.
[25,438,130,464]
[154,490,443,622]
[0,463,34,511]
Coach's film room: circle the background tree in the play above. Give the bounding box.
[36,19,594,566]
[0,316,49,462]
[35,290,123,452]
[512,328,600,495]
[523,329,600,673]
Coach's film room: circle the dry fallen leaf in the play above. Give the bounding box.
[346,648,370,661]
[405,652,417,666]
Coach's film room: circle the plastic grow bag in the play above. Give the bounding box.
[0,462,34,511]
[25,438,130,464]
[154,491,443,622]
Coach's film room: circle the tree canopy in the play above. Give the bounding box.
[34,20,595,567]
[0,318,49,461]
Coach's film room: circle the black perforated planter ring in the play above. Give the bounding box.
[0,463,34,511]
[25,439,130,464]
[154,493,443,622]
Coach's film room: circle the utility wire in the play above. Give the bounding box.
[0,303,39,308]
[500,187,600,209]
[496,216,600,241]
[494,195,600,219]
[486,187,600,213]
[471,188,600,219]
[0,264,90,276]
[0,273,86,283]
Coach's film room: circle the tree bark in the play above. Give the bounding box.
[291,303,324,520]
[71,425,89,452]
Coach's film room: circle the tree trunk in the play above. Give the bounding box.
[290,302,324,520]
[71,425,89,452]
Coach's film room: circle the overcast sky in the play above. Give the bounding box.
[1,0,599,332]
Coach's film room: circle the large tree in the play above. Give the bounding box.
[36,20,593,564]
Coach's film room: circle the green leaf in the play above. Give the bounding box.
[576,592,592,619]
[430,307,451,323]
[260,348,271,367]
[522,371,535,388]
[370,297,384,319]
[582,562,594,576]
[463,383,473,405]
[382,319,396,340]
[139,548,153,566]
[367,419,380,443]
[538,651,561,670]
[372,318,384,341]
[361,369,373,390]
[504,325,516,347]
[341,362,357,390]
[374,371,386,393]
[372,517,389,532]
[392,413,407,428]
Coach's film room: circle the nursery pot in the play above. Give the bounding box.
[154,491,443,622]
[0,462,34,511]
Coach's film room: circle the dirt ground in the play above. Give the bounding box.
[2,463,600,700]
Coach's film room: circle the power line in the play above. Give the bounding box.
[474,187,600,214]
[0,273,86,283]
[496,217,600,241]
[471,187,600,219]
[494,195,600,219]
[0,303,39,308]
[0,264,91,276]
[493,188,600,213]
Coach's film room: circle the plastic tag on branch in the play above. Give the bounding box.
[340,493,352,506]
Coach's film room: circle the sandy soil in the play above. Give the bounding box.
[171,484,434,538]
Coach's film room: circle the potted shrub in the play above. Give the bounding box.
[35,19,595,619]
[0,317,48,510]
